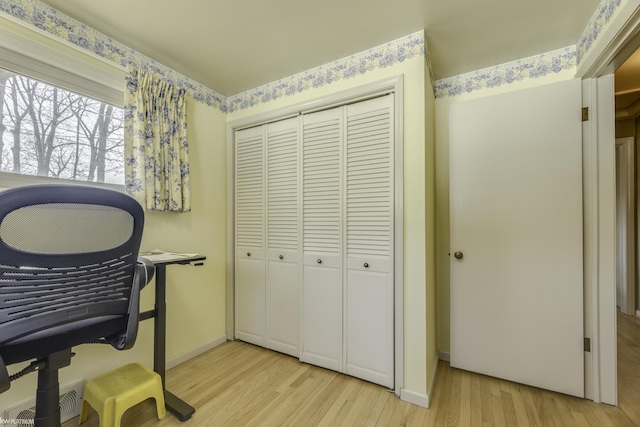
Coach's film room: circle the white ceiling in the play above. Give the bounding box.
[38,0,602,96]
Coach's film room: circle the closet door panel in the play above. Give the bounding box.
[346,267,393,387]
[301,256,342,371]
[267,250,299,356]
[266,117,300,356]
[345,95,394,387]
[235,126,265,346]
[236,251,266,345]
[301,108,343,371]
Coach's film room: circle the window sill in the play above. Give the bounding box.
[0,171,125,192]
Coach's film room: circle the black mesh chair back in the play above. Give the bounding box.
[0,184,152,427]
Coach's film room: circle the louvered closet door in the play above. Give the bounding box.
[301,107,343,372]
[235,126,266,346]
[345,94,394,388]
[266,117,300,357]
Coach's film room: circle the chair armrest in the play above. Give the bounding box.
[105,258,155,350]
[137,256,155,290]
[0,354,9,393]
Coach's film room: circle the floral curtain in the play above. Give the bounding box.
[124,66,191,212]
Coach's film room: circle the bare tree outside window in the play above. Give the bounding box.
[0,68,124,184]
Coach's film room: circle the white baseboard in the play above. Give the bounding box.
[400,388,429,408]
[400,354,443,409]
[438,351,450,362]
[167,334,227,369]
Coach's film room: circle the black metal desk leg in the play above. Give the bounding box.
[154,264,167,385]
[153,264,195,421]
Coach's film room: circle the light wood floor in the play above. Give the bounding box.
[67,312,640,426]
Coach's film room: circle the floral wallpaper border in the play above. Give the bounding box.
[0,0,227,111]
[576,0,623,64]
[0,0,627,104]
[227,31,426,112]
[433,46,577,99]
[433,0,625,98]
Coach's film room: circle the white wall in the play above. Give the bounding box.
[142,99,227,358]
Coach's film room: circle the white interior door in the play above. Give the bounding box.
[344,95,394,388]
[300,107,343,372]
[450,78,584,397]
[235,126,266,346]
[266,118,300,356]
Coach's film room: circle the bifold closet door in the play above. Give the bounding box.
[235,126,266,346]
[265,118,300,357]
[300,107,343,372]
[234,94,395,388]
[344,95,394,388]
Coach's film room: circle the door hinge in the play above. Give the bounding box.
[582,107,589,122]
[584,337,591,352]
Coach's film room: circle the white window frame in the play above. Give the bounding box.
[0,14,125,190]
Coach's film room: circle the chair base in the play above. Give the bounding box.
[34,349,72,427]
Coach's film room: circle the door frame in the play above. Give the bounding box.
[577,0,640,405]
[615,137,636,316]
[225,75,405,395]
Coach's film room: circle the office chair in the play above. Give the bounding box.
[0,184,154,427]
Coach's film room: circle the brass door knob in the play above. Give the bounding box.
[364,263,369,268]
[454,251,463,260]
[247,252,251,257]
[279,255,284,260]
[317,259,322,264]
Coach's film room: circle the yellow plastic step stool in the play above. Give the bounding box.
[80,362,166,427]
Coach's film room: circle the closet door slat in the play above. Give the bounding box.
[302,109,342,256]
[346,98,393,259]
[235,128,265,250]
[267,120,299,251]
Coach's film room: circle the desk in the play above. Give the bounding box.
[139,253,206,422]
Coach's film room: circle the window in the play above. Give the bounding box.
[0,67,124,184]
[0,16,125,188]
